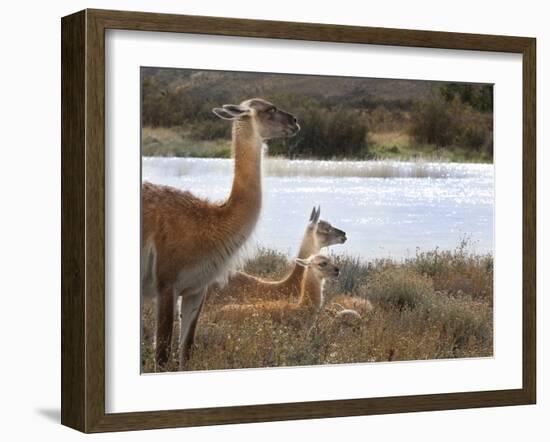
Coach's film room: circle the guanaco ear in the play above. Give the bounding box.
[223,104,252,118]
[212,107,237,120]
[308,206,321,226]
[295,258,311,267]
[313,206,321,224]
[309,206,317,223]
[212,104,252,120]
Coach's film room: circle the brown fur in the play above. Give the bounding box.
[216,254,339,326]
[208,212,346,304]
[142,98,299,369]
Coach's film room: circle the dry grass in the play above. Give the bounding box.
[141,241,493,373]
[369,131,411,148]
[142,126,230,158]
[368,130,491,163]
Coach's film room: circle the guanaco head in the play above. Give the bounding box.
[307,206,347,248]
[296,254,340,280]
[212,98,300,140]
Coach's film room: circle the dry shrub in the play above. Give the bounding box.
[242,247,289,279]
[434,296,493,351]
[141,244,493,373]
[410,239,493,303]
[367,267,434,310]
[365,265,492,354]
[140,300,156,373]
[331,254,369,295]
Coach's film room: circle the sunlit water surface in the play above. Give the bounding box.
[143,157,493,260]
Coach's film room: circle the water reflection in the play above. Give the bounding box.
[143,157,494,260]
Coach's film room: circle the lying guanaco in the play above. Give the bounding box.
[207,206,346,304]
[216,254,339,326]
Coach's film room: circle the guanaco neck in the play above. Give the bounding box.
[298,269,323,309]
[219,118,263,240]
[297,227,319,260]
[279,227,319,291]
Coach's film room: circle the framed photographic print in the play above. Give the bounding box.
[61,9,536,433]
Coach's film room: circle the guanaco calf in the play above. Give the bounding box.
[207,206,346,304]
[217,254,339,326]
[142,98,299,369]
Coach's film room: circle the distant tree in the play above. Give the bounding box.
[270,102,368,159]
[409,96,459,147]
[439,83,493,113]
[409,93,492,159]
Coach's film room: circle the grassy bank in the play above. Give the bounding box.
[142,126,492,163]
[141,241,493,372]
[142,126,231,158]
[368,131,493,163]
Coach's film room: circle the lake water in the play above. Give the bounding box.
[142,157,494,260]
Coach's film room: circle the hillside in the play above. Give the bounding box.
[142,67,441,105]
[141,67,494,162]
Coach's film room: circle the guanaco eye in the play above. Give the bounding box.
[319,262,327,267]
[268,107,277,113]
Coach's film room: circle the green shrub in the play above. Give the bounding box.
[440,83,493,113]
[409,94,493,158]
[270,103,369,159]
[409,96,461,147]
[188,119,230,140]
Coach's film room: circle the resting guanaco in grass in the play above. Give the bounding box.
[216,254,339,325]
[207,206,346,304]
[142,98,299,369]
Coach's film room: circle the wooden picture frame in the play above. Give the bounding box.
[61,8,536,433]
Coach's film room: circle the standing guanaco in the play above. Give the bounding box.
[142,98,299,369]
